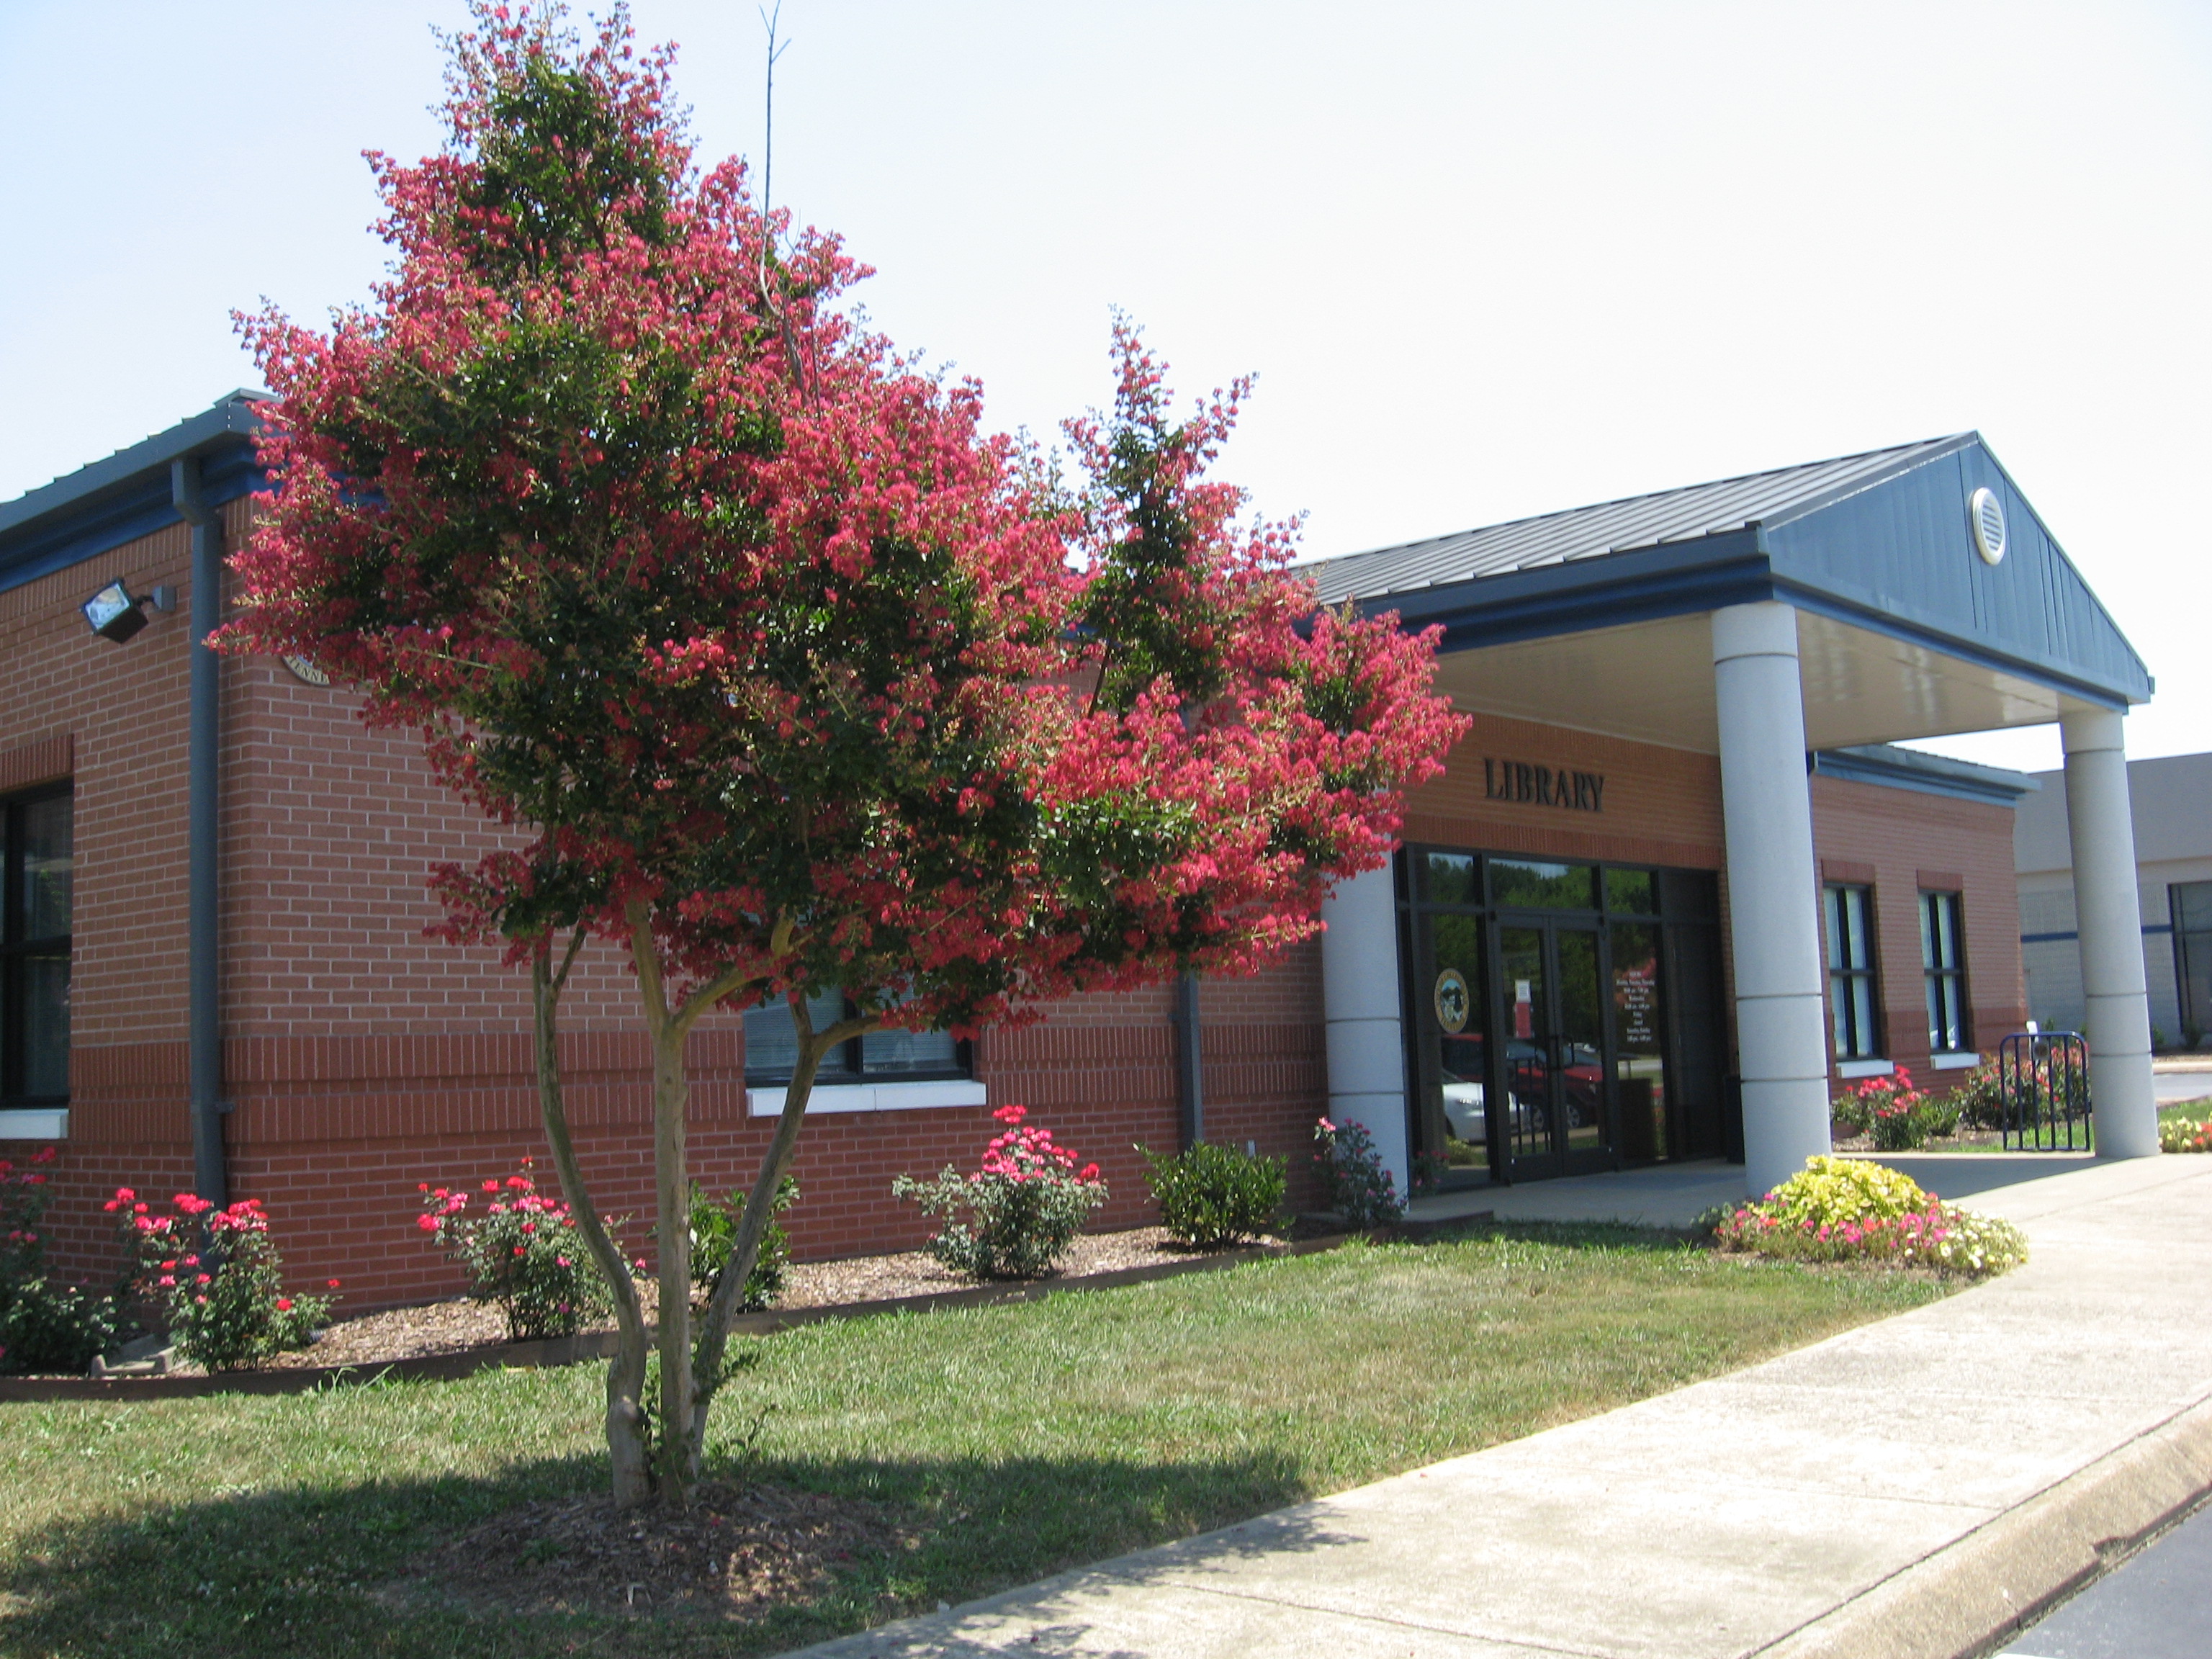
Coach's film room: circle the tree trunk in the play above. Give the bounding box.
[625,906,756,1504]
[530,934,652,1509]
[624,911,875,1500]
[685,1002,878,1476]
[648,1012,696,1502]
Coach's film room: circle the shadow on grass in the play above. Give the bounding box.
[1,1423,1320,1659]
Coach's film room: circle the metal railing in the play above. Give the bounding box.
[1999,1030,2091,1151]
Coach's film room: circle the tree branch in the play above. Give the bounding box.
[531,927,652,1508]
[686,1000,884,1470]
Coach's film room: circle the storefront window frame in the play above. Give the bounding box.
[1822,883,1881,1061]
[2170,881,2212,1047]
[740,992,973,1087]
[1398,846,1722,1183]
[1919,889,1969,1056]
[2,783,73,1108]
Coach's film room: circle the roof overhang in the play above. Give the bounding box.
[0,392,268,597]
[1313,433,2152,750]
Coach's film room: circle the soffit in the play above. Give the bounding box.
[1434,611,2064,756]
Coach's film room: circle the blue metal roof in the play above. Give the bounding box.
[1811,745,2038,809]
[1306,434,2152,709]
[0,392,268,597]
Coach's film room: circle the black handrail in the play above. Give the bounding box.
[1999,1031,2091,1151]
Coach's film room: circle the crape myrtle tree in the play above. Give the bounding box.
[222,0,1463,1506]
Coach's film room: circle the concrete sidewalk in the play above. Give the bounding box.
[781,1155,2212,1659]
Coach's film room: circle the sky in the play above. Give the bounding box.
[4,0,2206,773]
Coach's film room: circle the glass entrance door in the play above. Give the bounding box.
[1403,849,1721,1185]
[1498,920,1611,1179]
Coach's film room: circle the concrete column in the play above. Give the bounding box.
[1712,601,1833,1196]
[1321,863,1411,1197]
[2060,705,2159,1158]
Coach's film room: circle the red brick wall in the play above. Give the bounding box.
[1404,714,1726,871]
[2,507,1335,1306]
[1810,773,2025,1081]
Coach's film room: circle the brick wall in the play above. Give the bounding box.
[2,508,1336,1307]
[1809,773,2026,1079]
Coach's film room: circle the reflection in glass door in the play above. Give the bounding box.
[1401,849,1719,1184]
[1556,927,1608,1167]
[1417,914,1491,1179]
[1499,927,1549,1170]
[1498,922,1610,1177]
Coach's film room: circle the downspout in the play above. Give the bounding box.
[171,457,229,1208]
[1173,971,1203,1149]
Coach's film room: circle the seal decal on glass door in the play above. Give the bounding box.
[1434,968,1470,1034]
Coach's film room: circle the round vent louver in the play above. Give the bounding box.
[1969,486,2007,566]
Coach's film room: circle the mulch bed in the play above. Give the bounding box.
[255,1225,1236,1372]
[378,1481,918,1621]
[0,1225,1357,1398]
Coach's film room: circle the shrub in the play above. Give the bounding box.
[1761,1156,1929,1228]
[0,1150,122,1375]
[1712,1156,2028,1277]
[1833,1069,1957,1150]
[1313,1116,1405,1227]
[1140,1142,1285,1249]
[1946,1061,2008,1131]
[113,1191,336,1370]
[416,1166,606,1340]
[894,1105,1108,1280]
[688,1176,798,1309]
[0,1278,117,1376]
[2161,1115,2212,1154]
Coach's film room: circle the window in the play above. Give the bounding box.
[1824,884,1879,1060]
[2174,881,2212,1045]
[3,787,72,1105]
[1920,891,1968,1054]
[1489,858,1597,909]
[741,990,966,1084]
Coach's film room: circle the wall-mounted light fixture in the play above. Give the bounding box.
[81,579,176,643]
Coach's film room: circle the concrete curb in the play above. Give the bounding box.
[1755,1393,2212,1659]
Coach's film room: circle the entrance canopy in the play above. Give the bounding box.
[1306,433,2151,751]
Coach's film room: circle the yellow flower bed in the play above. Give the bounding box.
[2161,1115,2212,1154]
[1711,1156,2029,1277]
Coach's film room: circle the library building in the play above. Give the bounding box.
[0,404,2164,1305]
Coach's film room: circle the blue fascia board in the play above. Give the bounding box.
[1772,577,2136,712]
[0,399,267,598]
[1810,745,2038,808]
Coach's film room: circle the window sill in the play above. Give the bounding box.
[1835,1058,1894,1080]
[746,1080,986,1118]
[0,1108,68,1141]
[1928,1051,1982,1071]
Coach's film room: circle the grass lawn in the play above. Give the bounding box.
[0,1223,1953,1657]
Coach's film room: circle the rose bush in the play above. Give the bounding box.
[1833,1069,1959,1151]
[0,1148,117,1376]
[1313,1116,1404,1227]
[894,1105,1107,1279]
[111,1190,336,1370]
[415,1166,608,1340]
